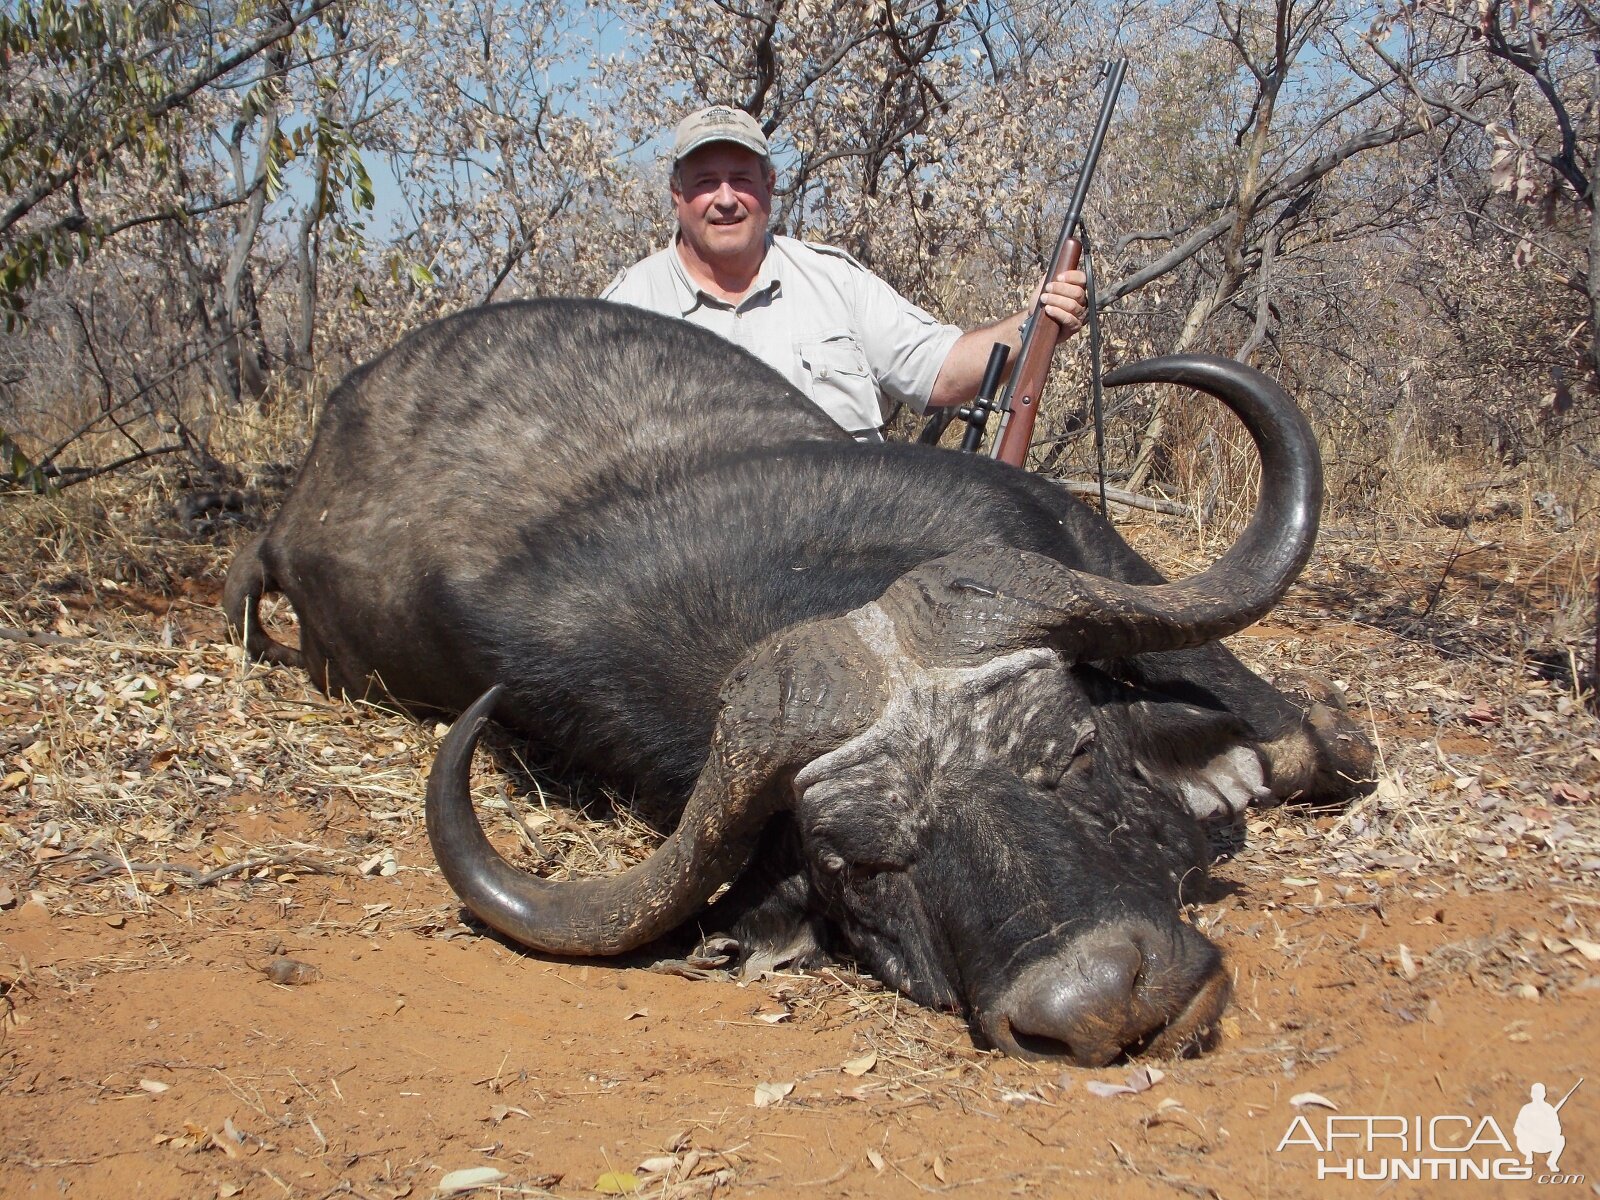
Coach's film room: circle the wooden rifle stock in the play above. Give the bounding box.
[991,238,1083,467]
[987,58,1126,469]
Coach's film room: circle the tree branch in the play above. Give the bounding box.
[1,0,340,239]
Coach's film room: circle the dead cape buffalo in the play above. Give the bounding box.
[225,298,1372,1066]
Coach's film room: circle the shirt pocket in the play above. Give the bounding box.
[797,332,881,434]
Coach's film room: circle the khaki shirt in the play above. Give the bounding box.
[601,234,962,440]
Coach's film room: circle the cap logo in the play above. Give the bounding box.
[672,105,770,162]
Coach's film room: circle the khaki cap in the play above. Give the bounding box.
[672,105,769,162]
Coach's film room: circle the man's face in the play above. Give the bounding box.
[671,144,774,268]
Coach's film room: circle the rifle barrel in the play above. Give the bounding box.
[1060,58,1128,256]
[990,58,1127,466]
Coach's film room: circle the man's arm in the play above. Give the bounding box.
[926,270,1089,409]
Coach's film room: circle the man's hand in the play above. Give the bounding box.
[927,268,1091,409]
[1033,269,1088,336]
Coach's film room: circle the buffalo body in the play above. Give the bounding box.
[227,299,1371,1064]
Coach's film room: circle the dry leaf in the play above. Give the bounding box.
[1127,1066,1165,1092]
[1290,1092,1338,1110]
[1090,1065,1164,1098]
[636,1156,677,1175]
[754,1010,789,1024]
[841,1051,877,1077]
[753,1080,795,1108]
[866,1148,885,1172]
[483,1105,529,1124]
[931,1155,947,1182]
[139,1079,171,1094]
[1567,937,1600,962]
[1087,1080,1137,1098]
[437,1167,507,1195]
[1397,943,1419,980]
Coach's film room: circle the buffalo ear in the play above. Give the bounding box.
[1126,696,1249,761]
[694,817,832,979]
[1126,698,1272,825]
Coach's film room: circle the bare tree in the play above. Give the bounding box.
[1373,0,1600,385]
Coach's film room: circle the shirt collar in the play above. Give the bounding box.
[669,232,781,315]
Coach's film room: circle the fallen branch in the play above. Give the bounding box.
[0,626,193,657]
[5,443,187,493]
[1053,478,1192,517]
[78,853,347,887]
[0,625,80,647]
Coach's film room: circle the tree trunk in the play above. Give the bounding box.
[1589,64,1600,385]
[1126,288,1220,490]
[1124,4,1284,494]
[293,203,319,374]
[220,107,278,404]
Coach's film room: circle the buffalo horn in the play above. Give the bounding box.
[880,355,1322,666]
[1043,354,1319,659]
[425,683,803,955]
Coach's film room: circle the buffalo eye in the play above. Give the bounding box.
[1025,752,1092,790]
[844,859,901,885]
[816,853,895,885]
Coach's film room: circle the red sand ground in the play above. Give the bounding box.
[3,835,1595,1199]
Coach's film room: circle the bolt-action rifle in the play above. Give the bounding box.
[965,58,1127,467]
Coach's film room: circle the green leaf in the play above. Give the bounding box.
[349,151,375,211]
[594,1172,640,1195]
[0,427,50,494]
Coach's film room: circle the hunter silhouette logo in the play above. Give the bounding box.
[1276,1077,1586,1183]
[1516,1079,1582,1172]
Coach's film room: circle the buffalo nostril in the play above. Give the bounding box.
[1003,939,1144,1068]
